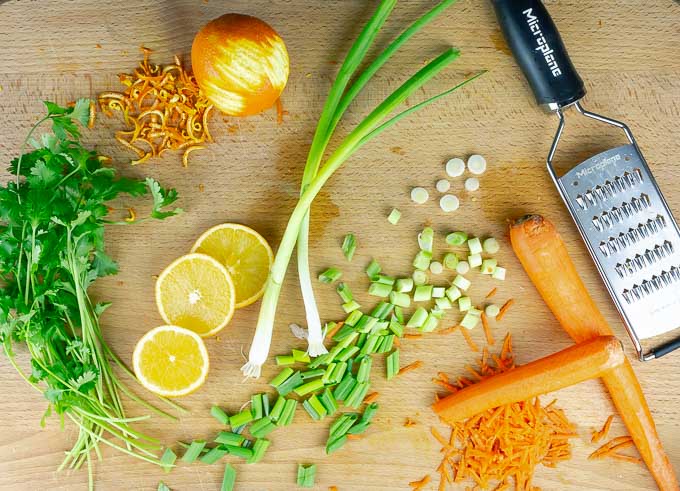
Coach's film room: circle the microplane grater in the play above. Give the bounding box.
[492,0,680,360]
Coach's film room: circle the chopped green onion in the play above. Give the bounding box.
[453,274,471,291]
[322,363,337,384]
[418,227,434,252]
[430,306,445,319]
[420,314,439,332]
[318,267,343,284]
[201,446,229,465]
[446,231,468,246]
[439,194,460,212]
[215,431,246,447]
[269,396,286,422]
[485,304,500,318]
[446,157,465,177]
[436,178,451,192]
[389,291,411,308]
[388,320,404,338]
[395,278,414,293]
[467,154,487,174]
[492,266,507,280]
[458,296,472,311]
[386,349,400,380]
[413,250,432,270]
[375,273,396,285]
[387,208,402,224]
[160,448,177,473]
[412,269,428,285]
[443,252,459,270]
[461,312,480,329]
[181,440,207,463]
[432,286,446,298]
[301,369,325,380]
[158,481,171,491]
[270,367,294,388]
[429,260,444,274]
[332,324,356,342]
[365,259,381,280]
[336,345,360,362]
[344,310,363,326]
[330,362,347,384]
[309,352,332,368]
[223,444,254,460]
[357,356,373,383]
[406,307,428,328]
[411,186,429,204]
[210,405,230,425]
[345,381,370,408]
[297,464,317,488]
[445,285,462,301]
[371,301,394,319]
[220,463,237,491]
[368,281,392,297]
[278,399,298,427]
[435,297,453,310]
[294,378,325,396]
[347,421,371,435]
[342,234,357,261]
[229,410,254,428]
[305,394,329,420]
[360,334,381,355]
[456,260,470,274]
[276,354,296,366]
[342,300,362,313]
[276,371,304,396]
[378,334,395,353]
[483,237,500,254]
[251,394,264,419]
[393,305,405,324]
[247,439,271,464]
[481,258,497,274]
[292,349,311,363]
[467,237,483,254]
[468,253,482,268]
[250,418,277,438]
[413,285,433,302]
[333,374,357,401]
[320,388,339,415]
[336,282,354,303]
[362,402,379,424]
[326,434,348,454]
[465,177,480,192]
[329,413,358,440]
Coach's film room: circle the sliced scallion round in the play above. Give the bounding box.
[411,187,429,204]
[412,270,428,285]
[467,154,487,175]
[483,237,500,254]
[436,179,450,192]
[485,304,500,318]
[429,261,443,274]
[455,260,470,275]
[445,157,465,177]
[464,177,480,192]
[439,194,460,212]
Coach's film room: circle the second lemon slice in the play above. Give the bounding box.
[155,253,235,337]
[191,223,273,308]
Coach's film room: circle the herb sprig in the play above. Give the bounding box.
[0,100,182,488]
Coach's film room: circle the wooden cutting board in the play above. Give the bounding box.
[1,1,679,489]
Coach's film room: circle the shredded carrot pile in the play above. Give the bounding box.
[591,414,614,443]
[98,47,214,167]
[427,334,577,490]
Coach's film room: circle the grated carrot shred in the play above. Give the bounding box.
[496,299,515,321]
[485,287,498,299]
[437,325,459,335]
[325,321,344,340]
[591,414,614,443]
[363,392,379,404]
[404,333,423,339]
[409,474,431,490]
[329,487,339,491]
[589,435,634,460]
[99,47,214,167]
[481,312,495,345]
[404,418,417,427]
[460,327,479,352]
[399,360,423,376]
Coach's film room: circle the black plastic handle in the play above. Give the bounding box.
[491,0,585,108]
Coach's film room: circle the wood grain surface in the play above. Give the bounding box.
[0,0,679,490]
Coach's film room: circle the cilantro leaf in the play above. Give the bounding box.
[70,99,91,127]
[146,178,183,219]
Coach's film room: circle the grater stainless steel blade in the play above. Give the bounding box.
[492,0,680,360]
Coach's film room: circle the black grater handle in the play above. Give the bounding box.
[491,0,586,109]
[647,337,680,361]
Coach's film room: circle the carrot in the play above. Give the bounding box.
[592,414,614,443]
[608,453,644,464]
[363,392,379,404]
[404,333,423,339]
[460,327,479,352]
[481,312,495,345]
[409,475,431,490]
[590,436,634,459]
[399,360,423,376]
[510,214,678,490]
[433,336,624,423]
[325,321,344,340]
[437,326,459,335]
[485,287,497,299]
[404,418,417,427]
[495,298,514,321]
[329,487,339,491]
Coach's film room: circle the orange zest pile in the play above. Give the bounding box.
[428,335,577,490]
[98,47,214,167]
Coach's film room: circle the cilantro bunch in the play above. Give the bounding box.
[0,100,183,487]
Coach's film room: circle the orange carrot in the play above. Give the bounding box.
[510,214,678,490]
[437,326,459,335]
[592,414,615,443]
[485,287,497,299]
[433,336,624,423]
[608,453,644,464]
[363,392,379,404]
[481,312,495,346]
[460,327,479,352]
[325,321,344,340]
[346,434,362,440]
[495,298,514,321]
[404,333,423,339]
[590,436,634,459]
[404,418,417,427]
[329,487,339,491]
[409,475,431,489]
[399,360,423,376]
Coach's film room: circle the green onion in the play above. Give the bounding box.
[220,463,237,491]
[357,356,373,383]
[276,371,304,396]
[485,304,500,318]
[269,396,286,422]
[270,367,294,388]
[481,258,497,274]
[301,369,325,380]
[326,435,348,454]
[362,402,379,424]
[412,270,428,285]
[413,285,433,302]
[492,266,507,280]
[355,316,378,333]
[336,345,360,362]
[458,296,472,311]
[276,354,296,366]
[319,267,342,284]
[468,307,482,316]
[252,394,264,420]
[432,286,446,298]
[387,208,402,224]
[158,481,171,491]
[467,237,483,254]
[365,259,382,280]
[329,413,359,440]
[452,274,471,291]
[446,231,468,246]
[420,314,439,332]
[344,309,363,326]
[292,349,310,363]
[247,439,271,464]
[435,297,452,310]
[429,260,444,275]
[342,300,362,313]
[332,324,355,341]
[393,306,405,324]
[461,312,480,329]
[443,252,459,270]
[347,421,370,435]
[336,282,354,303]
[388,320,404,337]
[210,406,230,425]
[303,394,328,421]
[406,307,428,328]
[378,334,395,353]
[294,378,325,396]
[386,350,400,380]
[446,285,462,302]
[215,431,246,447]
[160,448,176,473]
[346,382,370,408]
[223,445,254,460]
[278,399,298,427]
[368,281,392,297]
[468,253,482,268]
[250,418,276,438]
[376,274,396,285]
[297,464,317,488]
[412,250,432,270]
[371,301,394,319]
[333,374,357,401]
[359,334,381,355]
[418,227,435,252]
[341,234,357,261]
[483,237,500,254]
[430,306,445,319]
[201,446,229,465]
[389,291,411,308]
[320,388,339,415]
[395,277,414,293]
[181,440,206,463]
[309,352,332,368]
[229,410,254,428]
[264,393,273,415]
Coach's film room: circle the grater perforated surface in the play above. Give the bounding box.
[559,144,680,343]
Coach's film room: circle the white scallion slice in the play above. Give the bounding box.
[412,270,428,286]
[436,179,451,193]
[429,261,443,275]
[467,237,483,255]
[464,177,480,192]
[468,254,482,268]
[492,266,507,280]
[483,237,500,254]
[481,258,497,274]
[387,208,402,225]
[468,307,482,316]
[467,154,487,175]
[439,194,460,212]
[411,187,429,204]
[445,285,462,302]
[485,304,500,318]
[435,297,452,310]
[395,278,414,293]
[418,227,434,252]
[456,260,470,275]
[443,253,459,270]
[452,275,471,291]
[432,286,446,298]
[458,296,472,311]
[445,157,465,177]
[461,312,480,329]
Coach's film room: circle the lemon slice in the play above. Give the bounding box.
[155,253,235,337]
[191,223,273,308]
[133,325,209,397]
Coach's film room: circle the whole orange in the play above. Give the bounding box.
[191,14,290,117]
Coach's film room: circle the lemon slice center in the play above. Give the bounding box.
[188,289,202,305]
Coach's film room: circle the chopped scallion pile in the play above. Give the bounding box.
[341,234,357,261]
